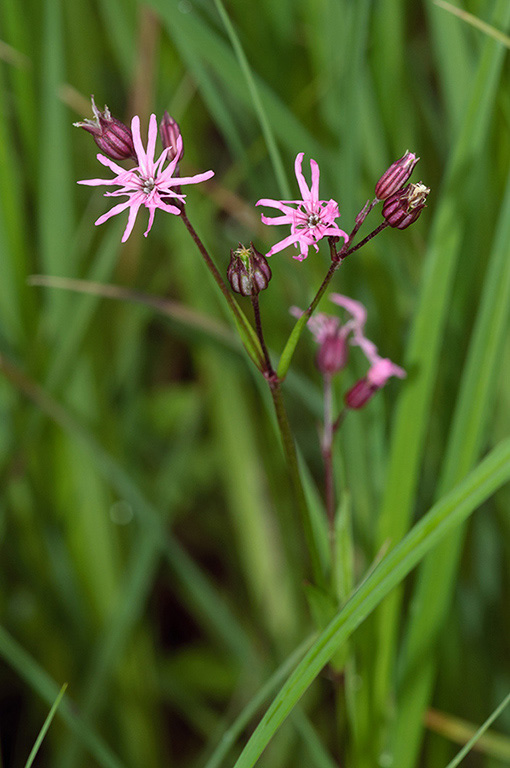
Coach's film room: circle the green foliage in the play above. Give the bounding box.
[0,1,510,767]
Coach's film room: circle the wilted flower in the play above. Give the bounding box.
[227,243,272,296]
[256,154,348,261]
[78,113,214,242]
[343,313,406,409]
[291,294,367,376]
[73,96,136,161]
[375,151,419,200]
[382,182,430,229]
[293,292,406,397]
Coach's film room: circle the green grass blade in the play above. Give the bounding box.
[38,0,75,334]
[24,683,68,768]
[292,708,338,768]
[434,0,510,49]
[426,707,510,764]
[55,533,161,768]
[202,635,315,768]
[29,275,239,353]
[0,353,256,663]
[443,691,510,768]
[232,438,510,768]
[0,626,125,768]
[148,0,323,159]
[372,0,510,729]
[425,0,474,135]
[212,0,290,198]
[388,168,510,767]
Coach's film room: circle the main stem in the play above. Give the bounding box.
[269,378,325,588]
[180,210,324,585]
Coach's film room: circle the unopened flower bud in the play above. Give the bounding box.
[344,377,377,409]
[316,333,348,376]
[227,243,272,297]
[159,111,184,165]
[382,182,430,229]
[73,96,135,161]
[375,151,419,200]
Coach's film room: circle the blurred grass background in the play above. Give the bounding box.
[0,0,510,767]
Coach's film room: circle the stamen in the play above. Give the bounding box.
[142,176,156,194]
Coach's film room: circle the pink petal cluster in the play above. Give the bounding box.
[256,154,348,261]
[329,293,406,389]
[78,114,214,242]
[292,294,405,400]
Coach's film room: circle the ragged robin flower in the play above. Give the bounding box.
[293,293,406,398]
[256,154,348,261]
[343,308,406,409]
[291,294,368,376]
[78,114,214,242]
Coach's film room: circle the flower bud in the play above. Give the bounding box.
[159,111,184,165]
[344,377,377,409]
[73,96,135,161]
[382,182,430,229]
[315,333,348,376]
[227,243,272,297]
[375,151,419,200]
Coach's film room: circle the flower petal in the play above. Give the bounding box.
[94,199,133,226]
[144,205,156,238]
[165,170,214,186]
[266,231,303,256]
[78,177,116,187]
[329,294,367,330]
[310,158,320,201]
[155,199,182,215]
[131,115,148,175]
[96,154,129,176]
[294,153,311,201]
[367,357,406,387]
[145,114,158,172]
[121,199,144,242]
[260,213,293,226]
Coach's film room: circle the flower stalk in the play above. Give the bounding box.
[180,210,265,371]
[268,377,326,588]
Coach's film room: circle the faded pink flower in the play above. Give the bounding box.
[78,114,214,242]
[291,294,367,375]
[330,293,405,380]
[292,293,405,393]
[328,293,406,408]
[256,153,348,261]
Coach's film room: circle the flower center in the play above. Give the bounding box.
[142,176,156,194]
[307,213,321,227]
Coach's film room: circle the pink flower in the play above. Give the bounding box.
[291,294,367,375]
[78,114,214,242]
[330,293,405,379]
[327,294,406,408]
[292,294,405,396]
[256,153,348,261]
